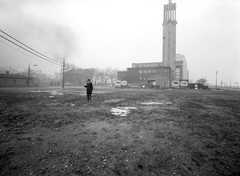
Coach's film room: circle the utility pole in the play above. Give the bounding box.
[62,58,65,88]
[28,64,30,87]
[215,71,218,89]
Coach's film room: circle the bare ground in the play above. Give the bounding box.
[0,87,240,176]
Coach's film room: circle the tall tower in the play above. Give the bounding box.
[162,0,177,80]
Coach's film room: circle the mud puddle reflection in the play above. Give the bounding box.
[111,107,137,116]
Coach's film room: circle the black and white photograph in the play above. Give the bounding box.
[0,0,239,175]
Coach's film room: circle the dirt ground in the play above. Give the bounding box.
[0,87,240,176]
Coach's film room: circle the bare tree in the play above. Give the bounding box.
[196,78,207,84]
[89,68,102,85]
[65,63,78,71]
[105,67,117,85]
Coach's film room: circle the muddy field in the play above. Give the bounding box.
[0,87,240,176]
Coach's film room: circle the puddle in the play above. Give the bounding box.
[50,90,63,95]
[111,107,137,116]
[104,99,125,103]
[94,91,110,94]
[29,89,63,95]
[29,90,49,93]
[29,90,109,96]
[141,102,164,105]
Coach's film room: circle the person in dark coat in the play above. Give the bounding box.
[84,79,93,101]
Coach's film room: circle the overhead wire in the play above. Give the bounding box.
[0,30,62,65]
[0,30,79,70]
[0,34,62,66]
[0,39,60,66]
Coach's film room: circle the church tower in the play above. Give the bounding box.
[162,0,177,80]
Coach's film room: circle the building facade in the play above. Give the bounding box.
[118,66,171,88]
[0,71,34,87]
[132,62,162,68]
[175,54,188,80]
[64,68,93,86]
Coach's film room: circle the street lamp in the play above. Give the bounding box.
[215,71,218,89]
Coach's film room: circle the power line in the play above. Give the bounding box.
[0,34,62,66]
[0,30,61,64]
[0,30,79,70]
[0,39,60,66]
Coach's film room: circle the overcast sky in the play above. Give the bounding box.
[0,0,239,84]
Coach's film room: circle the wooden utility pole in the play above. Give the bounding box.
[28,64,30,87]
[62,58,65,88]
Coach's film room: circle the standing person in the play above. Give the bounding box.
[84,79,93,101]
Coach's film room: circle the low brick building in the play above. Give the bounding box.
[0,71,34,87]
[118,66,171,88]
[64,68,93,86]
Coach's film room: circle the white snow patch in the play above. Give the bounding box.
[104,99,125,103]
[111,107,137,116]
[141,102,164,105]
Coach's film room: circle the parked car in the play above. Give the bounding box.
[115,80,122,88]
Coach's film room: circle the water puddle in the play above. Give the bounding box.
[141,102,164,105]
[29,89,63,95]
[104,99,125,103]
[111,107,137,116]
[29,90,49,93]
[50,90,63,95]
[29,89,109,96]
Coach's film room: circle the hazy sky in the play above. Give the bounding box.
[0,0,239,84]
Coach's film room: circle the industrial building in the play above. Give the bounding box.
[118,66,171,88]
[117,0,188,88]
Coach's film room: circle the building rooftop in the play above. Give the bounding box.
[132,62,162,65]
[65,68,93,75]
[0,73,33,79]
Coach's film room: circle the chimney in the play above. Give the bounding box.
[6,71,9,74]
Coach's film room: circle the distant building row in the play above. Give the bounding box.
[117,54,188,88]
[0,68,93,87]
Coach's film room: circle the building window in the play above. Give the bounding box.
[148,70,151,73]
[3,79,6,84]
[26,80,28,84]
[13,80,16,84]
[139,77,142,80]
[152,70,156,73]
[143,77,145,80]
[139,70,142,73]
[143,70,147,73]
